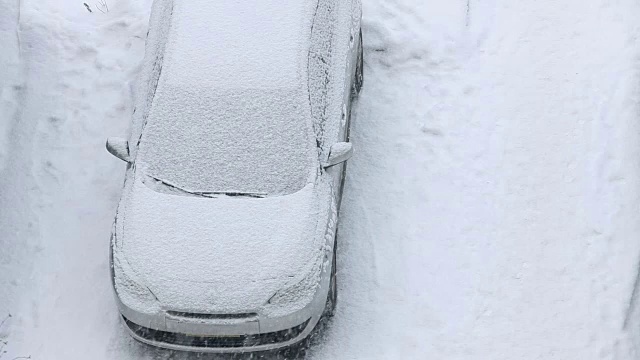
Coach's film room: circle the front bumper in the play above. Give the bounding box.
[109,208,335,353]
[111,253,331,353]
[121,315,318,353]
[112,274,329,353]
[111,263,330,353]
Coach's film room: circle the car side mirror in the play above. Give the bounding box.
[106,137,131,163]
[324,142,353,168]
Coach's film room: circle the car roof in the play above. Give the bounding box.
[161,0,316,91]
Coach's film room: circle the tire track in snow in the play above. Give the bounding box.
[0,0,39,347]
[0,0,23,172]
[0,0,26,355]
[465,0,470,27]
[0,7,73,359]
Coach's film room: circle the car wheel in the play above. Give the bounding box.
[324,239,338,317]
[352,29,364,96]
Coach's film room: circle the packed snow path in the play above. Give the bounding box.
[2,0,640,359]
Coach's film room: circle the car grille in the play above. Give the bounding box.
[123,316,310,348]
[166,311,258,320]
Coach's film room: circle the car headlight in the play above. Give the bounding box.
[263,258,324,317]
[112,243,161,314]
[263,196,338,317]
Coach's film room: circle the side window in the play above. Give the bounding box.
[129,0,174,158]
[308,0,338,157]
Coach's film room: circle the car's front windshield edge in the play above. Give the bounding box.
[144,175,267,199]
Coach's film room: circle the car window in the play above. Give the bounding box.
[138,86,316,196]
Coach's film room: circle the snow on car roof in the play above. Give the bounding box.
[164,0,315,90]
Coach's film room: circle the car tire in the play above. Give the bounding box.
[352,29,364,97]
[324,238,338,317]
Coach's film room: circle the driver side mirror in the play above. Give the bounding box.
[324,142,353,168]
[106,137,131,163]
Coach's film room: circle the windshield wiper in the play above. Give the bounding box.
[211,191,267,199]
[146,176,267,199]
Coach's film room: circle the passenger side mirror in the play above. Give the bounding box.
[106,137,131,163]
[324,142,353,168]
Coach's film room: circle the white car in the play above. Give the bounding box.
[106,0,363,353]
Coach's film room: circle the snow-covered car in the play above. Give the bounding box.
[105,0,363,353]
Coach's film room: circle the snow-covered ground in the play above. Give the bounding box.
[0,0,154,358]
[2,0,640,359]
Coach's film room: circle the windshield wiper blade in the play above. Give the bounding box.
[147,176,217,198]
[200,191,267,199]
[147,176,267,198]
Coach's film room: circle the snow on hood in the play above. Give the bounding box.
[119,174,325,312]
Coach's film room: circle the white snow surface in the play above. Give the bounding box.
[164,0,314,90]
[0,0,21,173]
[3,0,640,359]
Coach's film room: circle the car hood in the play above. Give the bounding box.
[119,175,325,312]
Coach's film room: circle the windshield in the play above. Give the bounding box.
[138,86,316,196]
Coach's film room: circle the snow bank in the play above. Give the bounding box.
[0,0,153,358]
[0,0,21,172]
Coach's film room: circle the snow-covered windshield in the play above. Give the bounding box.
[136,0,316,196]
[138,86,316,196]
